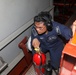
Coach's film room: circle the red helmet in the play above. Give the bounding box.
[33,53,46,66]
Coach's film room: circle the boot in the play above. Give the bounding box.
[52,67,59,75]
[45,60,52,75]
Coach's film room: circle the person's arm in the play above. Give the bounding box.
[31,26,40,49]
[53,21,72,40]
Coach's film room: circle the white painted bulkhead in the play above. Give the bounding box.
[0,0,54,74]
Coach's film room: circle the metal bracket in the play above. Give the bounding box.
[0,56,8,73]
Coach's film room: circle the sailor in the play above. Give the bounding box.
[30,11,75,70]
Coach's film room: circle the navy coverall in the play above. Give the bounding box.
[31,21,72,69]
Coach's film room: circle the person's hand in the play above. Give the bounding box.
[71,20,76,36]
[32,38,40,48]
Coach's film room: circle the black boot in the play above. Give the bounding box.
[45,60,52,75]
[52,67,59,75]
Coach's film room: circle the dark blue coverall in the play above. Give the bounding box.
[31,21,72,69]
